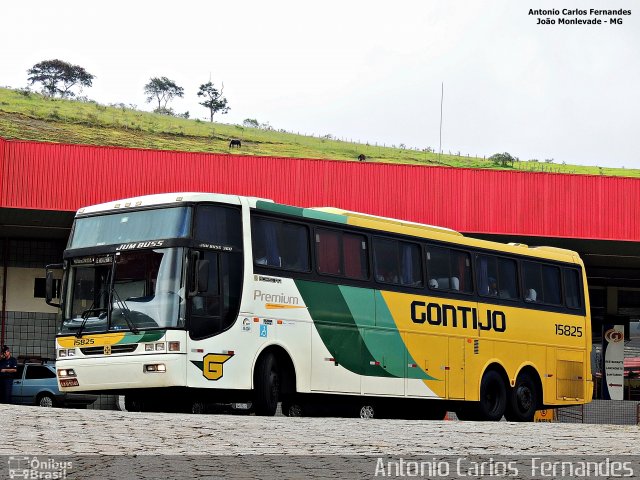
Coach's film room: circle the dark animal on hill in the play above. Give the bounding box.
[229,139,242,148]
[358,154,366,161]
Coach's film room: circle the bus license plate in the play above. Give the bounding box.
[60,379,79,387]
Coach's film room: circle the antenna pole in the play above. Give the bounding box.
[439,82,443,162]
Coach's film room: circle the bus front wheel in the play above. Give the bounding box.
[504,372,538,422]
[457,370,507,421]
[254,353,280,416]
[124,394,143,412]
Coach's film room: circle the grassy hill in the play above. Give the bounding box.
[0,87,636,177]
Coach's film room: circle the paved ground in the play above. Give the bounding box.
[1,404,638,456]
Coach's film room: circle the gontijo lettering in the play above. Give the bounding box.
[411,301,506,332]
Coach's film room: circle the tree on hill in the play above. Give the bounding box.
[489,152,516,167]
[197,81,230,122]
[243,118,259,128]
[144,77,184,112]
[27,59,94,98]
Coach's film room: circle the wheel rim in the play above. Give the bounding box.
[39,396,53,408]
[360,405,375,419]
[288,404,303,417]
[516,384,533,413]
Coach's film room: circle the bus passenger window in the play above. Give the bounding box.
[476,255,498,297]
[430,247,471,293]
[343,233,368,280]
[564,268,582,309]
[476,255,518,299]
[316,230,342,275]
[281,223,310,271]
[542,265,562,305]
[427,246,449,289]
[316,230,369,280]
[373,239,400,284]
[522,261,544,303]
[373,238,422,287]
[523,261,562,305]
[450,250,472,293]
[194,205,242,249]
[400,242,422,286]
[251,217,310,272]
[497,257,518,299]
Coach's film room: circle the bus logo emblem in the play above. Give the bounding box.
[202,353,233,380]
[104,345,112,355]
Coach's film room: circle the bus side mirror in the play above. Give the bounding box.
[45,263,63,308]
[196,260,209,293]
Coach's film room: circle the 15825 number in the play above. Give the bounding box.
[555,324,582,337]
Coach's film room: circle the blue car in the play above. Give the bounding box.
[12,362,97,408]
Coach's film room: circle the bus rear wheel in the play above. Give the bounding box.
[358,404,376,419]
[504,372,538,422]
[282,400,304,417]
[254,353,280,416]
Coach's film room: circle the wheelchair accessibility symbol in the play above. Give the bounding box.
[260,325,268,337]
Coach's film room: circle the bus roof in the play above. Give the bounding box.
[76,192,582,265]
[256,200,582,265]
[76,192,272,215]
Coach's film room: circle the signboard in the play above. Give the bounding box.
[533,409,555,422]
[601,324,625,400]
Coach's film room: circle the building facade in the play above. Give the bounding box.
[1,137,640,400]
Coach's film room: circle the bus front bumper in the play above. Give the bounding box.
[57,354,187,392]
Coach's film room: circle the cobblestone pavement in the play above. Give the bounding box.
[1,405,638,456]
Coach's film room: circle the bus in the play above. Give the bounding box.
[49,192,593,421]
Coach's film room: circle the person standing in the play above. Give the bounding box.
[0,345,17,404]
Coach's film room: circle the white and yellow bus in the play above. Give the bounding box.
[49,192,592,421]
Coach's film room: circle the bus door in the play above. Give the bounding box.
[448,336,465,399]
[186,249,243,385]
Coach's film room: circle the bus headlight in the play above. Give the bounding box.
[58,369,76,377]
[58,349,67,358]
[145,344,154,352]
[168,341,180,352]
[144,363,166,373]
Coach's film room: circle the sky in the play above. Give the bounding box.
[1,0,638,168]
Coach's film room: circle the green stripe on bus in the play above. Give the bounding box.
[337,286,435,380]
[136,330,166,344]
[295,280,394,377]
[255,200,347,224]
[372,290,435,381]
[255,201,305,217]
[303,210,348,224]
[112,331,164,344]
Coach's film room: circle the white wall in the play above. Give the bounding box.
[1,267,61,313]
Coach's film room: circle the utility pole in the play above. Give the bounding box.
[439,82,444,162]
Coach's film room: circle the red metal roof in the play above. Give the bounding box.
[1,137,640,241]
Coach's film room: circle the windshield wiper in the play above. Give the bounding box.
[75,284,109,338]
[111,289,140,335]
[75,308,107,338]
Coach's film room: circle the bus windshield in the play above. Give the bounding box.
[69,207,192,249]
[60,248,186,334]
